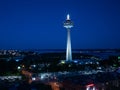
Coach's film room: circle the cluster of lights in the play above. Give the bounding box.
[17,65,25,70]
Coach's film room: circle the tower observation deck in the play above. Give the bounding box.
[63,14,73,61]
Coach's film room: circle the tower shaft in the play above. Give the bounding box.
[66,29,72,61]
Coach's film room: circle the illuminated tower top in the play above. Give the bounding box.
[67,14,70,20]
[64,14,73,29]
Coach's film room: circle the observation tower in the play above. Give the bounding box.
[63,14,73,61]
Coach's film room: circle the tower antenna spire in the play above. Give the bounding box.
[67,14,70,20]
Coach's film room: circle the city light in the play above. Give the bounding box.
[17,66,21,70]
[61,60,65,64]
[86,84,94,87]
[73,60,78,63]
[32,77,36,81]
[86,84,95,90]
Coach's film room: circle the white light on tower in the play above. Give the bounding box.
[67,14,70,20]
[63,14,73,61]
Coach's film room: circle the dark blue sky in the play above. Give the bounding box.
[0,0,120,49]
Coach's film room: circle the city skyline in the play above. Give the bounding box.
[0,0,120,49]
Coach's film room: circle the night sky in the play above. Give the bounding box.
[0,0,120,49]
